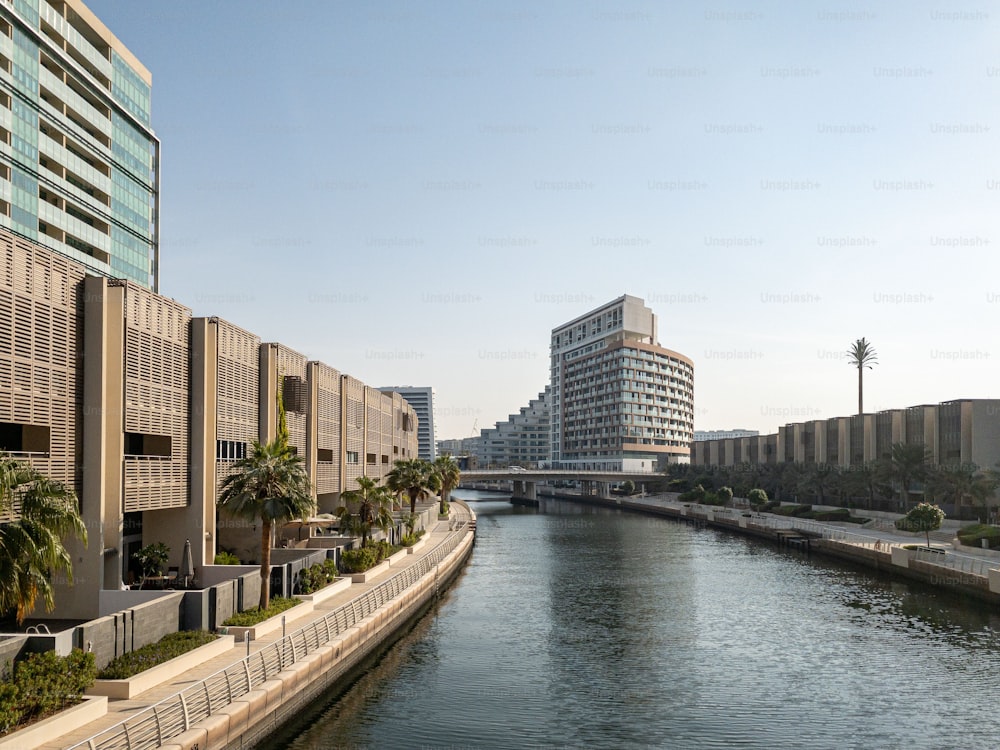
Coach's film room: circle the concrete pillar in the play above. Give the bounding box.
[186,318,217,570]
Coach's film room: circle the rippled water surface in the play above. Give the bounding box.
[274,493,1000,750]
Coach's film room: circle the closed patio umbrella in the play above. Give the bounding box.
[180,538,194,587]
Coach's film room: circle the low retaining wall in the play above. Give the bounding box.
[88,636,236,700]
[166,530,475,750]
[0,695,107,750]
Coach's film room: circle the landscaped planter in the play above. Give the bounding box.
[349,558,390,583]
[386,548,409,567]
[221,600,314,642]
[405,536,428,554]
[0,695,107,750]
[295,576,351,605]
[87,635,235,700]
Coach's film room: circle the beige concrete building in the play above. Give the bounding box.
[692,399,1000,473]
[0,227,418,620]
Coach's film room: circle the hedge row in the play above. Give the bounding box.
[98,631,218,680]
[0,649,96,736]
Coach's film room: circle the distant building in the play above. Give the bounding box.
[691,399,1000,480]
[550,295,694,471]
[693,429,759,442]
[380,386,435,461]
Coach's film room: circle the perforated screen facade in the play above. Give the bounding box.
[0,231,83,517]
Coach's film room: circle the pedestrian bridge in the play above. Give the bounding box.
[458,469,661,502]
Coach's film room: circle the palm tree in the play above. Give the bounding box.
[0,455,87,623]
[846,462,888,510]
[386,458,439,516]
[218,439,314,610]
[847,337,878,415]
[887,442,930,511]
[927,464,999,518]
[432,454,461,514]
[335,476,394,547]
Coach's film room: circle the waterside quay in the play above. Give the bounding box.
[39,503,476,750]
[559,493,1000,605]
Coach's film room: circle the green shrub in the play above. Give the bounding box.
[806,508,852,521]
[98,631,217,679]
[700,492,726,506]
[296,560,341,594]
[401,529,426,547]
[222,597,299,627]
[957,523,1000,548]
[678,484,706,503]
[214,550,240,565]
[0,649,96,736]
[340,546,380,573]
[772,504,813,517]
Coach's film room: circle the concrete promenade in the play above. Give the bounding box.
[40,502,474,750]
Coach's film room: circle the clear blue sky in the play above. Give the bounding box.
[89,0,1000,440]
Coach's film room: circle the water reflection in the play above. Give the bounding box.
[273,493,1000,750]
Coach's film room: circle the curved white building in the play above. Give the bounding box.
[550,295,694,472]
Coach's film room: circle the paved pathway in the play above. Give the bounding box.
[43,502,471,750]
[583,492,1000,565]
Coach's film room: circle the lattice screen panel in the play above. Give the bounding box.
[122,283,190,512]
[315,363,341,494]
[0,232,84,521]
[216,320,259,443]
[343,376,365,486]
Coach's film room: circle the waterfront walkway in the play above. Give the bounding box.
[43,502,473,750]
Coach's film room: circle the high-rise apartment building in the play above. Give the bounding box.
[380,385,435,461]
[0,0,158,289]
[550,295,694,471]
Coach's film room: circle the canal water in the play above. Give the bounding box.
[273,491,1000,749]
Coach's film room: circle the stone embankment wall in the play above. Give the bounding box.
[547,492,1000,606]
[161,528,475,750]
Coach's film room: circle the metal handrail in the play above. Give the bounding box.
[68,521,472,750]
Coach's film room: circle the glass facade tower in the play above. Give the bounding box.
[0,0,158,289]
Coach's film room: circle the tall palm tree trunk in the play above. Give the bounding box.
[259,520,272,610]
[858,366,863,415]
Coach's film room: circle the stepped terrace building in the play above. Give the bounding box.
[0,0,158,289]
[550,295,694,471]
[0,227,418,620]
[473,387,551,468]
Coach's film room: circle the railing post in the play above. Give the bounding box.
[244,655,253,692]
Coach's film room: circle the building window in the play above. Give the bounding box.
[381,455,389,465]
[216,440,247,460]
[366,453,376,465]
[0,422,50,453]
[317,448,334,463]
[125,432,171,457]
[346,451,359,464]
